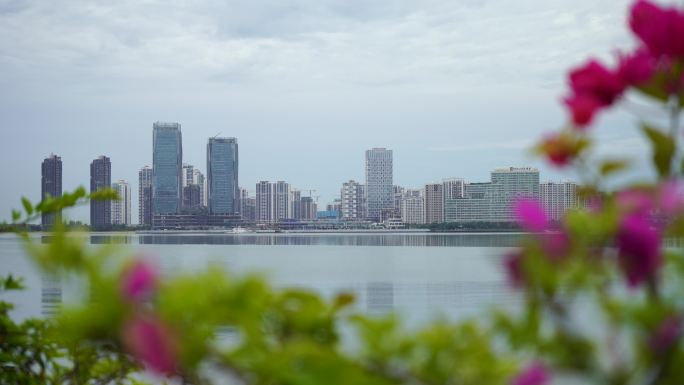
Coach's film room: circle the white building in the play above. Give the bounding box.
[365,148,393,222]
[400,194,424,224]
[341,180,365,220]
[275,181,291,221]
[255,181,292,223]
[138,166,152,226]
[111,180,131,226]
[540,181,579,221]
[192,169,206,207]
[424,183,444,224]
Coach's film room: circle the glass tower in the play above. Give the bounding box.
[365,148,393,221]
[152,122,183,214]
[41,154,62,227]
[90,155,111,228]
[207,137,238,214]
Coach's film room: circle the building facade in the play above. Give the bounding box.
[365,148,393,222]
[340,180,365,220]
[41,154,62,228]
[152,122,183,215]
[256,181,275,224]
[90,156,112,228]
[401,195,424,224]
[300,196,317,220]
[207,137,238,214]
[138,166,153,226]
[424,183,444,224]
[111,180,131,226]
[275,181,291,221]
[540,181,579,221]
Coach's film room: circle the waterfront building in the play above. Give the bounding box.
[401,195,424,224]
[193,169,206,207]
[540,181,579,221]
[424,183,444,224]
[300,196,317,220]
[138,166,153,226]
[182,184,202,210]
[41,154,62,228]
[207,137,239,214]
[291,189,302,220]
[393,185,405,214]
[182,164,194,187]
[111,180,131,226]
[340,180,365,220]
[152,122,182,215]
[365,148,393,221]
[90,156,111,228]
[256,181,275,223]
[275,181,291,221]
[242,197,256,222]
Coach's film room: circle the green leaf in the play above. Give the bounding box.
[90,188,119,201]
[642,124,675,177]
[21,197,33,216]
[11,209,21,222]
[599,159,630,176]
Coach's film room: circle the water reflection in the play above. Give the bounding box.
[136,233,526,247]
[41,274,61,316]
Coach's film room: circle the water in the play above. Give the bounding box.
[0,232,522,325]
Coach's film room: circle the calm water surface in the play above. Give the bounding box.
[0,232,522,325]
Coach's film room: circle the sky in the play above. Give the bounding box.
[0,0,665,224]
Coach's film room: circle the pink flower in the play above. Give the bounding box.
[120,260,158,302]
[563,94,602,128]
[658,180,684,213]
[504,251,525,288]
[542,231,571,260]
[630,0,684,60]
[539,133,578,167]
[568,60,625,106]
[616,189,653,216]
[513,198,549,233]
[617,48,656,86]
[512,361,550,385]
[650,316,682,354]
[122,314,180,375]
[616,214,662,288]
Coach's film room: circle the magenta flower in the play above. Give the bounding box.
[616,214,662,288]
[539,133,578,167]
[658,180,684,213]
[617,48,656,86]
[122,314,180,375]
[616,189,653,216]
[650,316,682,354]
[564,59,625,128]
[512,361,550,385]
[513,198,549,233]
[563,93,602,128]
[542,231,571,261]
[504,251,525,288]
[630,0,684,60]
[120,260,158,302]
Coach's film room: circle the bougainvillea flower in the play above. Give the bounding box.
[563,94,602,128]
[630,0,684,60]
[122,314,180,375]
[512,361,550,385]
[542,231,571,261]
[616,214,662,288]
[568,60,625,106]
[616,189,653,216]
[650,315,682,354]
[504,251,525,288]
[617,48,656,86]
[658,180,684,213]
[513,198,549,232]
[120,260,158,302]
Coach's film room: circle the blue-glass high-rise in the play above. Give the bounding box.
[152,122,182,214]
[207,137,238,214]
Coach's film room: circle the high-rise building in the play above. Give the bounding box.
[193,169,206,207]
[340,180,365,220]
[90,156,111,228]
[365,148,393,221]
[300,196,317,220]
[138,166,153,226]
[152,122,182,215]
[207,137,239,214]
[401,195,424,224]
[291,189,302,220]
[393,185,405,214]
[540,181,579,221]
[275,181,291,221]
[424,183,444,224]
[41,154,62,228]
[111,180,131,226]
[182,184,202,210]
[256,181,275,224]
[238,187,256,222]
[182,163,194,187]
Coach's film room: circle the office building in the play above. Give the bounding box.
[138,166,153,226]
[111,180,131,226]
[182,184,202,210]
[90,156,111,228]
[41,154,62,228]
[424,183,444,224]
[365,148,393,221]
[207,137,239,214]
[540,181,579,221]
[152,122,182,215]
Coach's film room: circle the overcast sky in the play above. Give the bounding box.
[0,0,662,223]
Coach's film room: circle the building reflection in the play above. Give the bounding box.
[41,274,62,317]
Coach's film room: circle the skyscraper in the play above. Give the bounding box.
[192,169,206,207]
[540,181,578,221]
[111,180,131,226]
[207,137,238,214]
[275,181,291,221]
[290,189,302,220]
[340,180,364,220]
[41,154,62,228]
[424,183,444,224]
[152,122,182,215]
[138,166,153,226]
[90,156,111,228]
[256,181,275,224]
[365,148,393,222]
